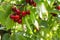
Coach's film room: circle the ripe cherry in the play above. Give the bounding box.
[29,0,34,5]
[22,11,26,17]
[15,9,20,15]
[14,15,20,20]
[56,5,60,10]
[17,19,22,24]
[32,2,36,7]
[26,0,29,3]
[12,6,17,12]
[10,14,15,19]
[26,10,30,15]
[13,19,18,22]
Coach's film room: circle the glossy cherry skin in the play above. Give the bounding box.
[10,14,15,19]
[14,15,20,20]
[15,9,21,15]
[22,11,27,17]
[56,5,60,10]
[17,19,22,24]
[32,2,36,7]
[29,0,34,5]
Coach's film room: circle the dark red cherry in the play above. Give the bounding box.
[26,0,29,3]
[13,19,18,22]
[56,5,60,10]
[12,6,17,12]
[22,11,26,17]
[10,14,15,19]
[15,9,20,15]
[26,10,30,15]
[29,0,34,5]
[32,2,36,7]
[14,15,20,20]
[17,19,22,24]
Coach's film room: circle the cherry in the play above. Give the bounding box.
[22,11,27,17]
[13,19,18,22]
[17,19,22,24]
[15,9,21,15]
[26,10,30,15]
[32,2,36,7]
[26,0,29,3]
[13,15,20,22]
[10,14,15,19]
[14,15,20,20]
[29,0,34,5]
[56,5,60,10]
[12,6,17,12]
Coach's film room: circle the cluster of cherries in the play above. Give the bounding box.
[26,0,36,7]
[10,6,30,24]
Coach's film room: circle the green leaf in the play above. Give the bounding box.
[0,6,5,13]
[5,16,15,29]
[50,0,55,7]
[0,0,4,3]
[25,16,33,34]
[0,4,15,29]
[11,33,27,40]
[2,33,10,40]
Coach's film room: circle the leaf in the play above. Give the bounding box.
[0,0,4,3]
[2,33,10,40]
[5,16,15,29]
[25,16,33,34]
[0,4,15,29]
[0,6,5,13]
[50,0,55,7]
[11,33,27,40]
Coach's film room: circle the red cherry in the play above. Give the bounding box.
[13,15,20,22]
[10,14,15,19]
[10,14,20,22]
[17,19,22,24]
[12,6,17,12]
[13,19,18,22]
[15,9,20,15]
[56,5,60,10]
[22,11,26,17]
[14,15,20,20]
[26,0,29,3]
[29,0,34,5]
[26,10,30,15]
[32,2,36,7]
